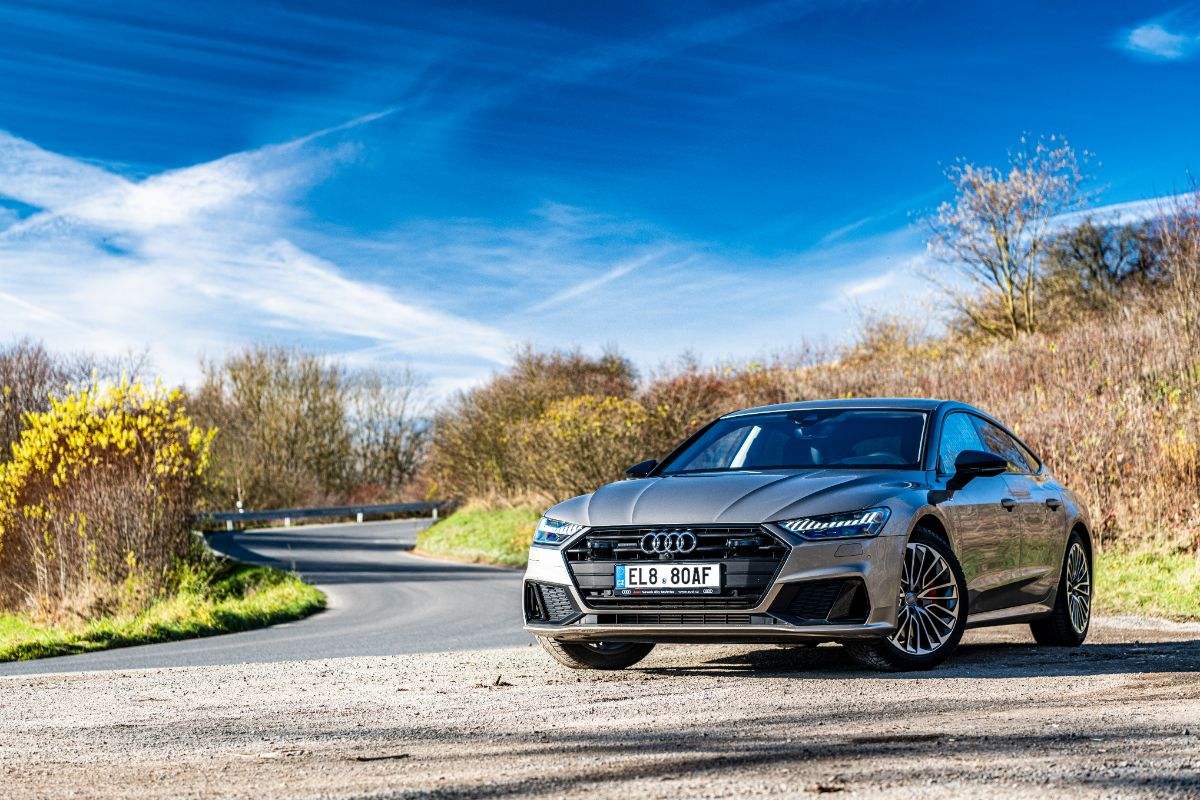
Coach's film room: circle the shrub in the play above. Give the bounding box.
[511,395,659,499]
[0,381,215,616]
[427,348,636,498]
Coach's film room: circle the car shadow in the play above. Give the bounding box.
[637,636,1200,680]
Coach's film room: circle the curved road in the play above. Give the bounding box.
[0,519,529,676]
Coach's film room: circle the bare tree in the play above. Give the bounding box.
[927,135,1093,338]
[192,346,354,509]
[1041,218,1162,316]
[0,340,67,460]
[347,367,429,498]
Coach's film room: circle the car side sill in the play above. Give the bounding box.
[966,602,1054,629]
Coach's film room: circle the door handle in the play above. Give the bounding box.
[1045,497,1062,510]
[1001,498,1016,511]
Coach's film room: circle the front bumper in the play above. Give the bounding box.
[523,526,906,643]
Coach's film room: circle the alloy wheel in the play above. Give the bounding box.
[890,541,961,655]
[1066,542,1091,634]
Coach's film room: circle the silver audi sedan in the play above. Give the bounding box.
[522,399,1093,671]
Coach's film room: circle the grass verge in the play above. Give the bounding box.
[415,505,538,568]
[0,560,325,662]
[416,507,1200,621]
[1096,550,1200,621]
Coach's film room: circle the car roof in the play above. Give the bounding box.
[722,397,961,418]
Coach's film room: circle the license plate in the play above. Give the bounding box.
[614,563,722,595]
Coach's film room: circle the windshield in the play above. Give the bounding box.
[660,408,928,474]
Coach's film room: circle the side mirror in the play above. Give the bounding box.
[625,459,658,478]
[948,449,1008,489]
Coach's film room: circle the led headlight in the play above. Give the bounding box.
[777,507,890,540]
[533,516,586,547]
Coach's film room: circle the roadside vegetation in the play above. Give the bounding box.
[1096,552,1200,621]
[0,559,323,661]
[0,377,325,661]
[415,504,539,568]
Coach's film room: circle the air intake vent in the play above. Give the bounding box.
[524,581,581,624]
[770,579,870,624]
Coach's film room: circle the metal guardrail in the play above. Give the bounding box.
[196,501,445,531]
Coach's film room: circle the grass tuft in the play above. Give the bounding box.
[415,506,538,568]
[1096,550,1200,621]
[0,560,325,662]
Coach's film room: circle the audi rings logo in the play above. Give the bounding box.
[639,530,698,555]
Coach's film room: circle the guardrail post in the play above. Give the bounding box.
[432,506,439,521]
[356,512,364,523]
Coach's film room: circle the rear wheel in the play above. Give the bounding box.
[538,638,655,670]
[1030,532,1091,647]
[846,527,968,671]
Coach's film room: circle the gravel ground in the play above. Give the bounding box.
[3,618,1199,800]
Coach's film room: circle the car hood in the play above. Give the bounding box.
[546,469,925,527]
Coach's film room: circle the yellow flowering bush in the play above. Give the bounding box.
[0,381,215,616]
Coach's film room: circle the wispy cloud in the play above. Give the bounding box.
[525,250,677,313]
[0,118,512,391]
[1120,7,1200,60]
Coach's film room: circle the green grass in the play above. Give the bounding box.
[1096,550,1200,621]
[0,561,325,662]
[415,505,539,568]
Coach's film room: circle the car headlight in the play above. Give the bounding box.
[533,516,586,547]
[776,507,890,540]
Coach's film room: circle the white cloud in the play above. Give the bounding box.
[1122,20,1199,60]
[0,122,512,389]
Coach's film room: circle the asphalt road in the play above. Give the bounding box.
[0,519,529,676]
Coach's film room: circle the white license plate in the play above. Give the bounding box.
[614,563,722,595]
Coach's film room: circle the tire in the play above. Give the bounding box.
[1030,532,1091,647]
[846,527,969,672]
[538,638,655,670]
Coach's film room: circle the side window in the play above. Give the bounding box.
[937,413,984,473]
[1017,441,1041,472]
[971,418,1034,473]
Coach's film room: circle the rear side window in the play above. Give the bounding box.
[937,412,984,473]
[971,418,1036,473]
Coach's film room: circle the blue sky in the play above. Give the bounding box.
[1,0,1198,394]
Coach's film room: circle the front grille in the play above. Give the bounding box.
[565,525,789,609]
[770,579,871,624]
[524,581,582,624]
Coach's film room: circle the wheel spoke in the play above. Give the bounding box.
[890,540,961,656]
[1063,542,1091,635]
